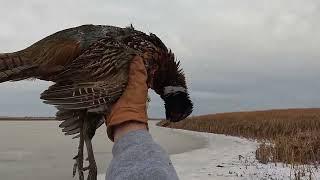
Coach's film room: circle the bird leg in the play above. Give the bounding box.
[83,119,97,180]
[73,120,85,180]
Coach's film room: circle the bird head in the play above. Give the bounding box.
[140,33,193,122]
[122,30,193,122]
[151,51,193,122]
[146,34,193,122]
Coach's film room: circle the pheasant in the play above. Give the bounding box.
[0,24,193,180]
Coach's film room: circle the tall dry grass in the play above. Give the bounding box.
[157,108,320,166]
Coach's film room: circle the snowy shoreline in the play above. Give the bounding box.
[167,128,320,180]
[99,125,320,180]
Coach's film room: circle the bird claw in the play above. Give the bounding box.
[73,161,78,177]
[73,155,78,159]
[86,165,97,180]
[75,164,96,180]
[82,166,90,171]
[73,154,84,180]
[78,165,97,180]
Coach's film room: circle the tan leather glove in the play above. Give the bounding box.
[106,56,148,141]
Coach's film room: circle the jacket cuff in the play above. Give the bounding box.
[106,107,148,141]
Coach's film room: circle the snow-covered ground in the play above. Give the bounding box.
[99,126,320,180]
[168,128,320,180]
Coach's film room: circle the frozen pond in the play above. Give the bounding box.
[0,120,205,180]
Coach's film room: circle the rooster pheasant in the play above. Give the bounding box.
[0,24,193,180]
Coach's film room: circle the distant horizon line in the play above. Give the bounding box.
[0,116,165,121]
[1,107,319,121]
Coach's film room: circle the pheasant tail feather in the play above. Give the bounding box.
[0,53,37,82]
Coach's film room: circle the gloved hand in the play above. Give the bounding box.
[106,56,148,141]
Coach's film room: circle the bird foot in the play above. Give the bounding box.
[73,154,84,180]
[83,164,97,180]
[82,166,89,171]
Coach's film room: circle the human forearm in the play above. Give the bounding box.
[106,129,179,180]
[113,121,147,142]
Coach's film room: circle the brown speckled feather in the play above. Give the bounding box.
[40,37,141,136]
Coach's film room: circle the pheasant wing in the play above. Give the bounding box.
[40,39,139,137]
[41,39,138,111]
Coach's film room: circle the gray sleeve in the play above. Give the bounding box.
[106,129,179,180]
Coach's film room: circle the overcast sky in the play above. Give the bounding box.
[0,0,319,117]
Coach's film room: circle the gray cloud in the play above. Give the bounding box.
[0,0,319,117]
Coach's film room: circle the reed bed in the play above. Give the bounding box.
[157,108,320,166]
